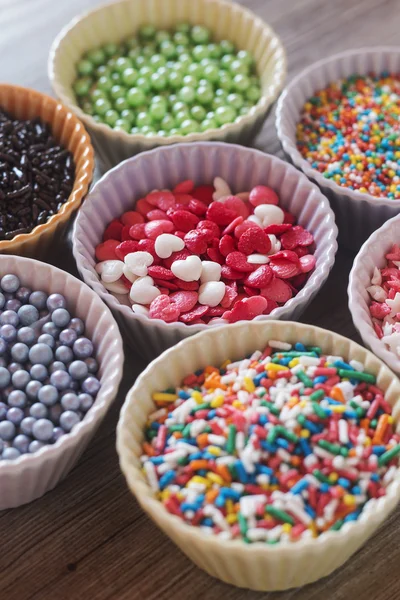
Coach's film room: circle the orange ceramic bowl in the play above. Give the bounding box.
[0,84,94,257]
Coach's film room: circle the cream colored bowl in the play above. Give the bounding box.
[49,0,286,170]
[117,320,400,591]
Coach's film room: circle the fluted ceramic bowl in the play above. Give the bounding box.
[276,47,400,250]
[49,0,286,170]
[0,255,124,509]
[72,142,338,361]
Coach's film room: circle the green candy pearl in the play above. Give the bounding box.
[215,105,236,125]
[139,24,156,40]
[226,92,244,109]
[180,118,198,134]
[175,23,191,34]
[94,97,112,116]
[95,65,109,78]
[104,109,119,126]
[203,64,219,83]
[155,30,171,45]
[182,75,197,87]
[200,117,218,131]
[173,32,189,46]
[122,67,138,86]
[110,72,121,83]
[192,45,210,62]
[81,101,94,116]
[160,41,177,59]
[136,111,152,127]
[220,39,235,54]
[110,85,126,100]
[125,36,139,50]
[97,75,113,92]
[157,130,167,137]
[208,43,222,59]
[246,85,261,102]
[149,54,167,69]
[171,101,187,115]
[73,77,91,97]
[127,87,146,107]
[120,109,136,124]
[134,55,148,69]
[178,85,196,104]
[86,48,106,66]
[178,53,192,69]
[150,72,167,90]
[136,76,151,93]
[142,44,157,58]
[230,59,250,76]
[103,42,119,57]
[196,85,214,105]
[140,125,156,135]
[130,126,140,134]
[220,54,234,70]
[187,63,203,79]
[217,71,233,91]
[169,71,183,89]
[190,105,207,121]
[169,127,179,135]
[114,57,132,73]
[114,96,129,112]
[175,109,190,125]
[237,49,254,66]
[114,118,132,132]
[161,114,176,131]
[77,59,94,76]
[233,74,250,92]
[90,88,106,101]
[190,25,210,45]
[149,102,167,121]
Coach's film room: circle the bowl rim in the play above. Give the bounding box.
[72,141,338,333]
[48,0,287,146]
[275,46,400,208]
[0,255,124,473]
[348,212,400,373]
[0,83,94,252]
[117,319,400,553]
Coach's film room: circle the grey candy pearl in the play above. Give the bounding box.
[52,427,65,442]
[47,293,66,312]
[29,343,53,365]
[30,364,48,382]
[20,416,36,436]
[0,310,19,327]
[41,322,60,338]
[38,333,56,348]
[59,410,80,432]
[0,324,17,343]
[52,308,71,328]
[0,401,7,419]
[49,361,67,373]
[29,402,48,419]
[32,418,54,442]
[68,360,88,380]
[29,291,48,310]
[55,345,73,364]
[38,385,59,406]
[13,434,30,454]
[61,393,80,411]
[50,370,71,391]
[29,440,45,453]
[59,328,77,347]
[7,407,24,425]
[26,380,42,400]
[2,447,21,460]
[69,318,85,335]
[18,305,39,326]
[11,370,30,390]
[6,299,21,312]
[16,286,32,304]
[0,420,15,440]
[82,377,101,396]
[0,338,7,355]
[8,362,23,374]
[73,338,94,359]
[17,326,36,345]
[79,393,94,412]
[0,367,11,389]
[11,342,30,363]
[8,390,27,408]
[1,274,20,293]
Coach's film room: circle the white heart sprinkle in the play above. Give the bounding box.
[154,233,185,259]
[247,254,270,264]
[100,260,124,283]
[103,280,128,294]
[247,215,262,227]
[267,234,281,254]
[254,204,284,227]
[123,264,138,283]
[124,251,154,277]
[200,261,222,283]
[198,281,226,307]
[132,304,150,315]
[367,285,387,303]
[213,177,231,201]
[171,255,202,281]
[129,276,160,304]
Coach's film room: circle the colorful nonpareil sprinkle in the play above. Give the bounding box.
[95,178,316,324]
[296,73,400,199]
[367,243,400,351]
[140,342,400,543]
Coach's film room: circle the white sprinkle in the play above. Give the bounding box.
[338,419,349,445]
[247,528,269,541]
[239,495,265,518]
[143,462,159,492]
[268,340,292,350]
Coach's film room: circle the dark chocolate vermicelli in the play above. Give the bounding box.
[0,109,75,240]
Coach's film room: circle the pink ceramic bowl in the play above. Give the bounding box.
[72,142,338,361]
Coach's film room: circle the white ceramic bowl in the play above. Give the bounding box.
[276,46,400,250]
[48,0,286,170]
[117,320,400,591]
[0,255,124,509]
[72,142,338,362]
[349,213,400,374]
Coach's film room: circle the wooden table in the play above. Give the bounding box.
[1,0,399,598]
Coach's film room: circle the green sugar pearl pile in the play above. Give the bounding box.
[73,23,261,137]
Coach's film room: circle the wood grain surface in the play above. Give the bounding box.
[1,0,400,598]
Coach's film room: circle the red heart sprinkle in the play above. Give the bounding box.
[249,185,279,207]
[226,251,255,272]
[187,198,208,216]
[180,304,209,323]
[269,259,300,279]
[192,185,214,204]
[149,295,181,322]
[121,211,145,227]
[144,220,174,239]
[207,306,225,316]
[283,211,296,224]
[234,220,260,239]
[219,235,236,257]
[222,296,268,322]
[173,179,194,194]
[146,190,176,211]
[264,223,292,235]
[136,198,153,216]
[206,201,237,225]
[172,279,199,291]
[170,290,198,312]
[243,285,259,297]
[281,226,314,250]
[115,240,139,260]
[129,223,147,240]
[221,196,250,219]
[207,247,225,265]
[147,266,174,280]
[137,238,157,258]
[220,283,238,308]
[184,230,209,255]
[261,277,293,303]
[163,249,191,269]
[238,227,271,255]
[269,250,300,263]
[103,219,123,242]
[173,193,192,205]
[95,240,119,261]
[147,209,170,221]
[221,265,245,280]
[121,225,132,241]
[153,278,179,291]
[169,209,200,232]
[244,265,273,288]
[196,220,220,240]
[222,216,243,236]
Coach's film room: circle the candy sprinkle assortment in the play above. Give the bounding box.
[367,243,400,352]
[140,341,400,543]
[296,73,400,199]
[95,178,316,324]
